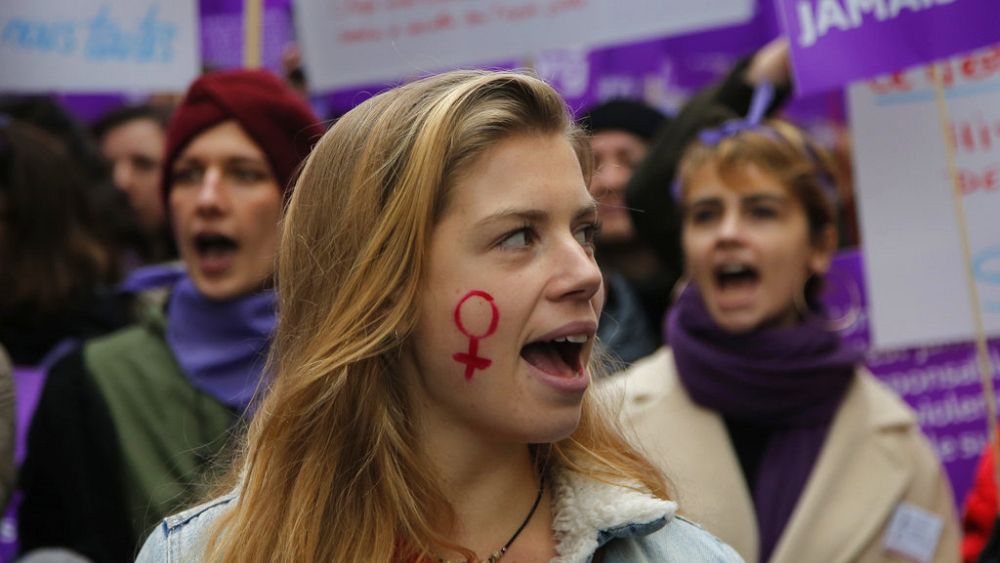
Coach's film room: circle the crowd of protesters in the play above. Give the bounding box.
[1,35,997,563]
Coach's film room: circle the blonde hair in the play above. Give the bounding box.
[205,70,669,562]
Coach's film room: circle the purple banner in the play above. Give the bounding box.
[777,0,1000,96]
[199,0,294,74]
[319,1,844,127]
[823,249,1000,506]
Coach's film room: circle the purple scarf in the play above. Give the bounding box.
[165,277,276,412]
[667,285,861,562]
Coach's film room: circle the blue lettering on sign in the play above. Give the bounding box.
[2,19,76,55]
[974,246,1000,312]
[1,5,176,64]
[85,6,177,63]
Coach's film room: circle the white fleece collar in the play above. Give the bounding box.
[549,470,677,563]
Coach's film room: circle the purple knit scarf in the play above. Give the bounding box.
[165,276,276,412]
[667,285,861,561]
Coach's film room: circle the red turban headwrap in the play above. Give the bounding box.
[161,69,324,203]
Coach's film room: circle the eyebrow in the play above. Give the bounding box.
[475,200,599,227]
[687,192,789,206]
[172,155,270,169]
[741,193,789,205]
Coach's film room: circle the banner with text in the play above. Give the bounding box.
[823,249,1000,505]
[848,45,1000,350]
[776,0,1000,96]
[295,0,753,92]
[0,0,199,92]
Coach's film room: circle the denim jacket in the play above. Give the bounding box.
[136,469,742,562]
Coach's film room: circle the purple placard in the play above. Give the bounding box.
[823,249,1000,506]
[199,0,294,74]
[776,0,1000,96]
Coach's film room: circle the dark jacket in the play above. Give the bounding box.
[18,309,238,563]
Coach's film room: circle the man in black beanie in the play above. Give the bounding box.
[579,99,670,366]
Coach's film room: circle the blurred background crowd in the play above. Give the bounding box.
[2,0,999,561]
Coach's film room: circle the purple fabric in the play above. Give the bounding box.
[777,0,1000,96]
[667,284,861,561]
[118,262,186,294]
[671,82,777,201]
[165,277,276,412]
[698,81,775,145]
[672,82,837,205]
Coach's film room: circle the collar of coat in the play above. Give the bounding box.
[550,469,677,563]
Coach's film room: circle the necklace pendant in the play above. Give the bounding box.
[486,545,507,563]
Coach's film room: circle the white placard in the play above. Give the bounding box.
[848,45,1000,351]
[0,1,200,93]
[295,0,753,92]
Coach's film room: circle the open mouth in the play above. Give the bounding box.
[192,233,239,274]
[714,263,759,290]
[520,334,586,377]
[194,233,239,256]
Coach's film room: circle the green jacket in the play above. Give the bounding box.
[19,307,238,562]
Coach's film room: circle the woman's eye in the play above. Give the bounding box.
[230,167,267,184]
[133,155,158,173]
[574,222,601,247]
[499,228,534,249]
[687,207,718,225]
[172,167,202,185]
[748,205,779,220]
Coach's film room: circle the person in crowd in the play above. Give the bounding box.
[136,70,742,562]
[623,38,794,312]
[18,69,324,563]
[93,104,177,268]
[0,96,149,284]
[960,439,1000,562]
[0,117,130,367]
[608,86,959,562]
[0,96,107,181]
[577,99,667,366]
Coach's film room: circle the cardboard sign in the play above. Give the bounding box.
[295,0,753,92]
[776,0,1000,96]
[848,45,1000,350]
[0,0,199,92]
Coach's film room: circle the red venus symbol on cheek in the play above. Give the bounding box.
[452,290,499,381]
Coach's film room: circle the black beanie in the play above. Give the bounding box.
[578,99,669,142]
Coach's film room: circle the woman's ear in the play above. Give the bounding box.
[808,224,838,276]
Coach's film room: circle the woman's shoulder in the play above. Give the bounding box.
[603,514,745,562]
[843,368,919,432]
[600,347,682,416]
[135,490,237,562]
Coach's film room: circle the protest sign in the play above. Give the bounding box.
[848,45,1000,350]
[775,0,1000,96]
[295,0,752,92]
[824,250,1000,504]
[0,0,199,92]
[199,0,293,75]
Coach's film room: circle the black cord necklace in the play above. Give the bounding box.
[437,476,545,563]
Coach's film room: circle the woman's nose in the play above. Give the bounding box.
[716,210,744,242]
[112,161,133,193]
[194,168,227,212]
[548,236,603,303]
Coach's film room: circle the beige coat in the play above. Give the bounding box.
[605,348,960,563]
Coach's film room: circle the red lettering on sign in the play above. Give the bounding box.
[959,165,1000,196]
